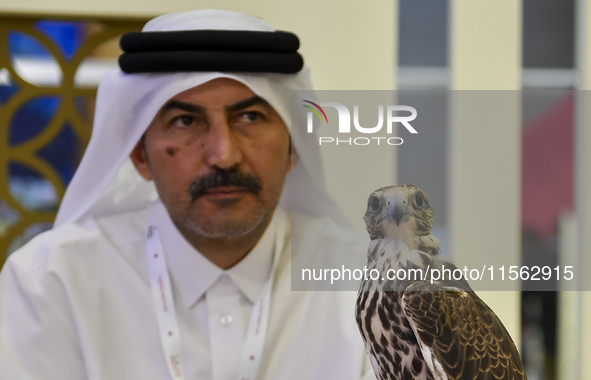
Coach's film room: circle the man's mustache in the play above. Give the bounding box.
[189,169,263,202]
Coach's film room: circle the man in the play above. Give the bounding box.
[0,9,375,380]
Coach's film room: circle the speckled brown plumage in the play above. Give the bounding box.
[356,185,526,380]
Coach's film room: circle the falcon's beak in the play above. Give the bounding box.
[388,201,405,226]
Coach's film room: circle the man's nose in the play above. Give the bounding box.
[203,121,242,169]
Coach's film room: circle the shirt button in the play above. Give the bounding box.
[219,314,233,326]
[219,274,230,284]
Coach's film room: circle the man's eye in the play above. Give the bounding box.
[236,111,262,123]
[171,116,194,128]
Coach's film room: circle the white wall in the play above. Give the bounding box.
[448,0,522,347]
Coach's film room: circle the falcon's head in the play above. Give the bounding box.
[363,185,435,242]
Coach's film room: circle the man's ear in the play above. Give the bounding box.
[288,143,299,173]
[130,136,153,181]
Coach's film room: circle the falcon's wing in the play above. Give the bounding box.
[401,282,526,380]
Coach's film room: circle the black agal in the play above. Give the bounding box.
[119,30,304,74]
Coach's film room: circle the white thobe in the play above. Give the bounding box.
[0,201,376,380]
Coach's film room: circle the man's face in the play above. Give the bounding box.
[131,78,292,238]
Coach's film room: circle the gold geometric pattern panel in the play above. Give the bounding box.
[0,14,146,269]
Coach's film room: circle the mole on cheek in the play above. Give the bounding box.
[165,147,178,157]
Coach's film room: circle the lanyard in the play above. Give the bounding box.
[146,203,286,380]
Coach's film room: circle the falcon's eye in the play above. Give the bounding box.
[415,193,425,207]
[369,197,381,212]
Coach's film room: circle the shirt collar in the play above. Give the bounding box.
[155,200,277,308]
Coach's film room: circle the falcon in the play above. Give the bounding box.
[355,185,527,380]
